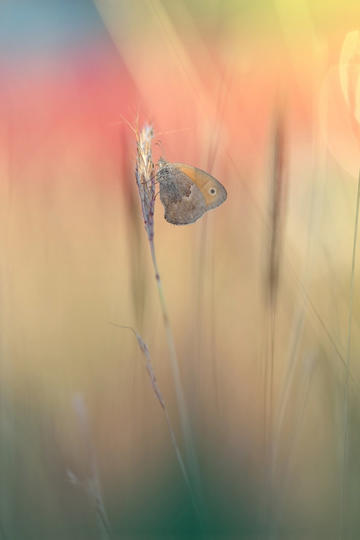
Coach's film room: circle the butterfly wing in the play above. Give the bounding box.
[158,164,206,225]
[172,163,227,210]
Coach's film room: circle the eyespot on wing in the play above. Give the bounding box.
[171,163,227,209]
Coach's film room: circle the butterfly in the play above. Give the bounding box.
[157,158,227,225]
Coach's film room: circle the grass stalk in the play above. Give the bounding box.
[265,106,286,444]
[71,394,112,540]
[272,352,317,536]
[339,170,360,539]
[113,324,200,518]
[263,107,287,532]
[133,123,203,516]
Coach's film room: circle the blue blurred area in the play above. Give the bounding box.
[0,0,110,60]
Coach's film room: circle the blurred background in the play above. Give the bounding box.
[1,0,360,538]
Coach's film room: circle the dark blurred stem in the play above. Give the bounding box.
[264,107,286,537]
[339,171,360,539]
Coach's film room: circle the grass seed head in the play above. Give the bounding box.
[135,124,156,242]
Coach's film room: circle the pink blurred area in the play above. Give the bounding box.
[1,1,360,189]
[0,4,305,190]
[0,47,137,183]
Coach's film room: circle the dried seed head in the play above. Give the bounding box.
[135,125,155,241]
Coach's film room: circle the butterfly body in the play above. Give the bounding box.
[157,159,227,225]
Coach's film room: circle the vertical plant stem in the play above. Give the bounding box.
[72,394,112,540]
[115,324,201,519]
[263,107,286,534]
[134,124,203,522]
[339,170,360,540]
[149,241,201,492]
[272,352,317,536]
